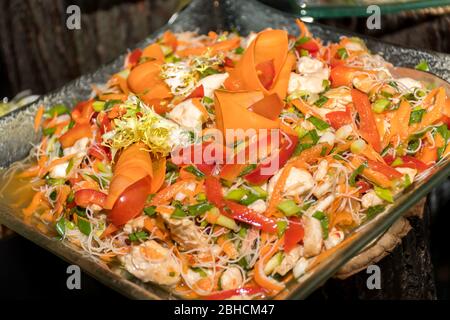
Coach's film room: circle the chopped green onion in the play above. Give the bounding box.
[307,116,330,131]
[337,48,349,59]
[372,98,390,113]
[225,188,247,201]
[295,36,311,46]
[349,163,366,186]
[42,127,56,136]
[239,192,260,206]
[46,104,69,117]
[248,186,268,199]
[196,192,207,202]
[77,216,91,236]
[277,199,302,216]
[202,96,214,104]
[415,60,429,72]
[322,79,331,91]
[191,267,207,278]
[391,157,404,167]
[128,231,149,242]
[404,174,412,188]
[407,139,420,153]
[144,206,156,217]
[234,47,244,54]
[92,101,105,112]
[409,108,426,125]
[314,95,329,107]
[374,186,394,203]
[366,205,385,220]
[312,210,329,239]
[276,221,287,238]
[184,165,205,179]
[188,202,213,216]
[104,99,122,110]
[171,207,186,219]
[264,252,284,275]
[238,164,257,177]
[55,217,66,238]
[66,158,74,175]
[300,49,309,57]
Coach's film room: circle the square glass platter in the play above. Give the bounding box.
[1,0,450,300]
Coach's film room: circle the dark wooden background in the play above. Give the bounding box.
[0,0,448,300]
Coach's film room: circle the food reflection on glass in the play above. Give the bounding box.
[2,19,450,300]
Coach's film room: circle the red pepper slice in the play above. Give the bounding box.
[205,286,265,300]
[88,144,111,161]
[284,216,304,253]
[296,38,320,53]
[204,176,277,233]
[356,180,371,193]
[366,159,402,179]
[74,189,107,208]
[325,106,352,130]
[126,48,143,68]
[397,156,430,172]
[255,59,275,90]
[351,89,382,152]
[109,176,152,226]
[223,200,278,234]
[186,85,204,99]
[244,133,298,185]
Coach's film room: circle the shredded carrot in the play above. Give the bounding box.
[34,105,45,132]
[253,237,285,292]
[22,191,44,217]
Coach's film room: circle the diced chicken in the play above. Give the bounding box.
[318,131,335,145]
[302,216,323,257]
[274,245,303,276]
[324,228,345,250]
[396,167,417,183]
[49,162,69,179]
[220,266,244,290]
[119,240,180,286]
[396,77,423,92]
[63,137,90,157]
[308,194,335,214]
[361,190,383,209]
[297,56,326,74]
[312,178,333,198]
[248,199,267,214]
[268,167,314,198]
[197,73,229,98]
[335,124,353,141]
[123,216,147,234]
[293,257,309,278]
[288,73,327,95]
[314,159,328,181]
[167,99,205,130]
[161,214,208,251]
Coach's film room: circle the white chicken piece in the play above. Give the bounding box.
[161,214,208,251]
[220,266,244,290]
[309,194,335,214]
[288,57,330,95]
[324,228,345,250]
[197,73,229,98]
[248,199,267,214]
[268,167,314,198]
[293,257,310,278]
[63,137,90,157]
[335,124,354,141]
[49,162,70,179]
[49,137,90,179]
[167,99,206,130]
[396,77,423,92]
[312,177,333,198]
[123,216,147,234]
[274,245,303,276]
[361,190,383,209]
[119,240,180,286]
[302,216,323,257]
[314,159,328,181]
[318,131,335,146]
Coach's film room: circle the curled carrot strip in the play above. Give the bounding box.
[34,105,45,133]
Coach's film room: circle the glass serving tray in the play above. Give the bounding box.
[1,0,450,300]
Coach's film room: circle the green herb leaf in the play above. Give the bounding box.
[314,95,329,108]
[128,231,149,242]
[144,206,157,217]
[184,165,205,179]
[409,109,426,125]
[366,205,385,220]
[337,47,349,59]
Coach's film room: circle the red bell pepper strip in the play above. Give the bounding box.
[223,200,278,233]
[395,156,430,172]
[204,176,278,233]
[366,159,402,179]
[244,133,298,185]
[186,85,204,99]
[74,189,107,208]
[295,38,320,53]
[284,217,304,253]
[205,286,265,300]
[255,60,275,90]
[356,180,371,193]
[88,144,111,161]
[325,106,352,130]
[126,48,142,68]
[330,65,359,88]
[351,89,382,152]
[59,123,92,148]
[172,141,222,175]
